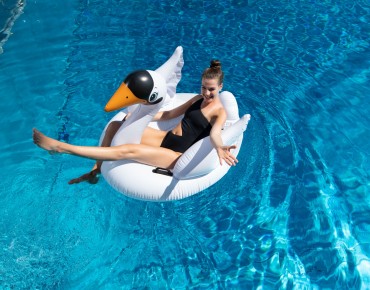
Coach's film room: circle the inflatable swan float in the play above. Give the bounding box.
[100,46,251,201]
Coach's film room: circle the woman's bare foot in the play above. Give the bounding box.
[32,128,62,154]
[68,168,101,185]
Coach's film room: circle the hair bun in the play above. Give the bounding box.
[210,60,222,69]
[202,59,224,84]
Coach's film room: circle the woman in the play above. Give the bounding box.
[33,60,238,183]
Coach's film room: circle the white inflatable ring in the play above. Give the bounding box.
[100,92,250,201]
[99,46,251,201]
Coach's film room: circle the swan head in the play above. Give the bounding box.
[105,70,167,112]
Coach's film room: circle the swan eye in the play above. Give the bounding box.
[149,91,158,103]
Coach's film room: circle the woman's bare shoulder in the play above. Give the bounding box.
[191,94,203,103]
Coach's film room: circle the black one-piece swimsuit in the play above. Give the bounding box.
[160,99,212,153]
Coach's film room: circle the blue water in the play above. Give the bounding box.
[0,0,369,289]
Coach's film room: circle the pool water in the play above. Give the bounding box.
[0,0,369,289]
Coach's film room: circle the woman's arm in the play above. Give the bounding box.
[210,109,238,166]
[152,95,202,121]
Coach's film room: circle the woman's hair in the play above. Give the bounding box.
[202,60,224,85]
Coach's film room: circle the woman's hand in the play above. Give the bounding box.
[216,145,238,166]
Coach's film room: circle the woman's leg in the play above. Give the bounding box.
[33,129,181,169]
[68,119,167,184]
[69,120,123,184]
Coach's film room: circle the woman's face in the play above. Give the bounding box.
[201,78,223,103]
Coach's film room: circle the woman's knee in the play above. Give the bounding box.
[115,144,135,159]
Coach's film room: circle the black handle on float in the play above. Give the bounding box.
[152,167,173,176]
